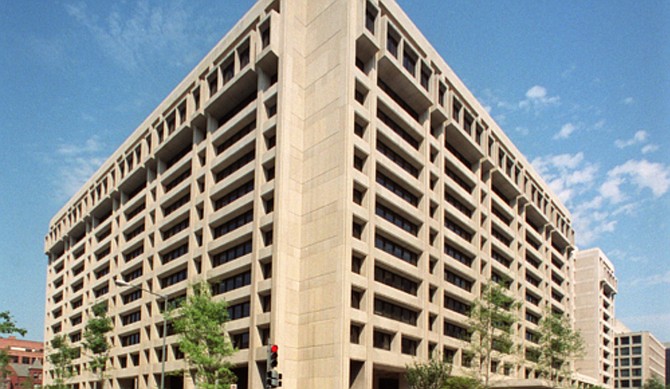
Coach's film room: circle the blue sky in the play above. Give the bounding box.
[0,1,668,342]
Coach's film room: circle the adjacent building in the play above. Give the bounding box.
[614,322,666,388]
[43,0,579,388]
[574,248,617,388]
[0,337,43,389]
[664,343,670,386]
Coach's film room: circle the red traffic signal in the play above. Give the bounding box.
[271,344,279,353]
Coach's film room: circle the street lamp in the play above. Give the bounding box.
[114,277,168,389]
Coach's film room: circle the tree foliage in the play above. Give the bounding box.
[0,312,26,337]
[1,310,27,387]
[642,376,666,389]
[171,283,236,389]
[443,376,484,389]
[537,310,584,388]
[83,302,113,388]
[406,354,452,389]
[47,335,78,389]
[467,281,520,387]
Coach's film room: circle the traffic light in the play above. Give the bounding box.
[265,370,282,388]
[268,344,279,369]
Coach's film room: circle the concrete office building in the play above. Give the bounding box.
[614,322,666,388]
[664,343,670,386]
[574,248,617,388]
[43,0,578,388]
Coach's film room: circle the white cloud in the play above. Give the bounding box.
[65,1,208,72]
[641,144,659,154]
[629,271,670,287]
[52,136,107,201]
[606,159,670,198]
[594,119,606,129]
[519,85,560,109]
[553,123,577,140]
[614,130,648,149]
[622,97,635,105]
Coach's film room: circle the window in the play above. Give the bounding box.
[375,233,419,265]
[444,244,474,266]
[121,332,140,347]
[376,172,418,206]
[350,324,362,344]
[163,193,190,216]
[376,203,418,236]
[401,337,418,356]
[373,298,418,326]
[213,210,253,238]
[445,270,473,292]
[376,140,419,177]
[227,301,251,320]
[444,295,471,316]
[387,30,399,57]
[374,266,418,296]
[121,310,141,326]
[216,122,256,155]
[631,346,641,355]
[211,240,252,267]
[373,330,392,350]
[212,271,251,295]
[351,290,363,309]
[161,243,188,264]
[124,246,144,262]
[444,321,469,341]
[164,169,191,193]
[214,181,254,211]
[161,269,187,288]
[162,218,189,240]
[403,48,417,75]
[231,332,249,349]
[215,150,255,183]
[377,110,419,150]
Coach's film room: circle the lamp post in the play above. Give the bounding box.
[115,277,168,389]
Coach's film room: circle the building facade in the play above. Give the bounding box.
[43,1,578,388]
[0,337,43,389]
[614,327,666,389]
[574,248,617,388]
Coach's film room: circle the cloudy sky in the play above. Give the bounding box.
[0,1,668,341]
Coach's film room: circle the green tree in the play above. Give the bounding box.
[405,353,451,389]
[1,311,27,389]
[642,376,665,389]
[443,376,484,389]
[171,283,236,389]
[83,302,113,389]
[467,281,520,387]
[47,334,77,389]
[537,310,584,388]
[20,375,35,389]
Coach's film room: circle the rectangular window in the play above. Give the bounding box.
[227,301,251,320]
[216,121,256,155]
[161,269,187,288]
[376,203,418,236]
[373,297,418,326]
[376,140,419,178]
[164,169,191,193]
[215,150,255,183]
[163,193,190,216]
[377,109,419,149]
[211,240,252,267]
[445,270,473,292]
[373,330,392,350]
[444,243,474,266]
[444,321,469,340]
[162,218,189,240]
[444,295,471,316]
[375,233,419,265]
[212,271,251,295]
[161,243,188,264]
[213,210,253,238]
[376,172,418,206]
[214,180,254,210]
[231,331,249,349]
[121,332,141,347]
[374,266,418,296]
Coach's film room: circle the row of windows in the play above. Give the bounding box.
[445,270,473,292]
[216,121,256,155]
[376,172,418,206]
[373,297,418,326]
[161,243,188,264]
[161,269,187,288]
[215,150,255,183]
[164,193,190,216]
[374,234,418,265]
[212,271,251,295]
[214,180,254,211]
[375,203,418,236]
[162,218,189,240]
[212,240,253,268]
[444,243,473,267]
[374,266,418,296]
[164,168,191,193]
[213,210,253,238]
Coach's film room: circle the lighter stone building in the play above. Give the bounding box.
[43,1,578,388]
[574,248,617,388]
[614,325,666,389]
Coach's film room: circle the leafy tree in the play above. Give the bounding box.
[405,353,451,389]
[537,310,584,388]
[47,335,78,389]
[1,311,27,389]
[467,281,520,387]
[171,282,236,389]
[83,302,113,389]
[444,376,484,389]
[642,376,665,389]
[0,312,26,336]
